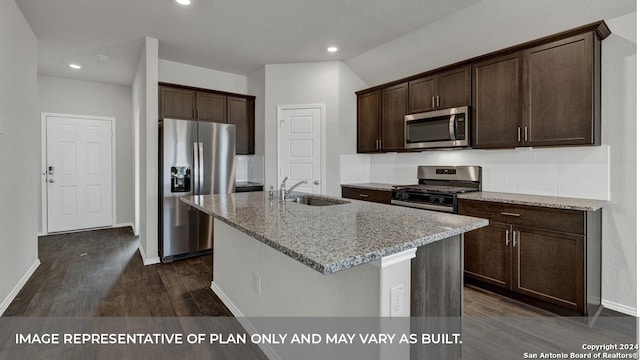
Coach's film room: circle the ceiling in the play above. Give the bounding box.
[16,0,481,86]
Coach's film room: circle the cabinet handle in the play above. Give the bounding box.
[375,139,379,150]
[437,95,441,108]
[524,126,529,142]
[501,212,521,217]
[505,229,510,246]
[431,96,435,109]
[512,230,518,247]
[359,194,370,198]
[517,127,521,142]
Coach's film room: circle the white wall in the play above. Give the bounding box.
[158,59,247,94]
[132,37,160,264]
[338,62,367,155]
[37,75,134,230]
[342,3,636,313]
[264,61,365,196]
[0,0,39,314]
[599,12,636,315]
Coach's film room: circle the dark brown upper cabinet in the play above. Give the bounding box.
[357,84,407,153]
[227,96,255,155]
[159,86,195,120]
[523,32,600,146]
[381,83,408,151]
[472,52,522,148]
[158,83,256,155]
[196,92,226,123]
[355,20,610,153]
[409,66,470,113]
[357,89,381,153]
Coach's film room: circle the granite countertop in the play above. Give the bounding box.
[235,181,264,188]
[458,191,607,211]
[181,192,488,275]
[340,183,397,191]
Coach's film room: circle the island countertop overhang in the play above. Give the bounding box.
[181,192,488,275]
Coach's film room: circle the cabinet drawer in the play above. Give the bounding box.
[341,187,391,204]
[458,199,584,235]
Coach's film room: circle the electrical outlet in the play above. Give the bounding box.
[253,272,261,295]
[390,284,403,315]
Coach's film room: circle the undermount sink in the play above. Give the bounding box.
[285,195,350,206]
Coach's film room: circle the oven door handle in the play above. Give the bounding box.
[391,199,454,213]
[449,114,456,141]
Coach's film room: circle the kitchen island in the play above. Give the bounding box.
[181,192,487,359]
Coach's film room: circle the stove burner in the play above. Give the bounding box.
[391,166,482,213]
[392,184,477,194]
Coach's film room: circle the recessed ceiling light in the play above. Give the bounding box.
[327,46,338,53]
[68,63,82,70]
[97,54,110,63]
[175,0,191,5]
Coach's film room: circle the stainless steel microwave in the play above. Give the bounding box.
[405,106,470,150]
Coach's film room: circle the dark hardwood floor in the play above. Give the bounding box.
[3,228,635,360]
[4,227,231,317]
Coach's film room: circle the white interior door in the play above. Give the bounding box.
[278,105,324,194]
[46,115,113,233]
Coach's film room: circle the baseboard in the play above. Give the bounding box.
[602,300,637,316]
[138,243,160,266]
[40,222,135,236]
[210,282,282,360]
[114,222,134,230]
[0,259,40,316]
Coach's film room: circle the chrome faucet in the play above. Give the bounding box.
[280,177,308,201]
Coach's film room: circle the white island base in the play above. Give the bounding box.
[210,218,463,360]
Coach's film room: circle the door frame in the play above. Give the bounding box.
[40,112,117,235]
[276,104,326,195]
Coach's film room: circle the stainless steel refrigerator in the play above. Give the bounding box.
[159,118,236,263]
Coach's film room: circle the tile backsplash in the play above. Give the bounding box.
[341,146,610,200]
[236,155,264,183]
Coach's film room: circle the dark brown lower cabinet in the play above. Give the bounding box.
[459,199,601,319]
[464,221,511,289]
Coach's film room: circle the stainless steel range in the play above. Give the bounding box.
[391,166,482,213]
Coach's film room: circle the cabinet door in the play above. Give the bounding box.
[408,76,437,113]
[227,97,255,155]
[472,53,522,148]
[513,226,584,312]
[381,83,407,151]
[357,90,381,153]
[196,92,226,123]
[437,66,470,109]
[159,86,195,120]
[463,222,512,289]
[523,33,597,146]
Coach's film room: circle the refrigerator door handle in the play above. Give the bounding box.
[198,142,204,195]
[193,142,199,194]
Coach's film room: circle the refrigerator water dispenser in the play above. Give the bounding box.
[171,166,191,192]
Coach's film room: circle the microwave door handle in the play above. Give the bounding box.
[449,115,456,140]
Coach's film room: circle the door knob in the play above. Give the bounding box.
[48,179,54,183]
[313,180,320,185]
